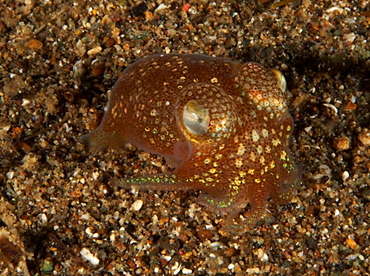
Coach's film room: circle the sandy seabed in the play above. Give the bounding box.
[0,0,370,275]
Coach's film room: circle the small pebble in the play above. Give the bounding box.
[197,229,213,241]
[91,60,105,77]
[130,200,143,211]
[342,171,349,181]
[6,171,14,179]
[40,259,54,273]
[155,4,168,12]
[182,268,193,275]
[131,2,147,17]
[306,237,318,250]
[87,46,102,55]
[333,136,350,151]
[80,248,99,266]
[346,238,359,250]
[358,129,370,146]
[26,38,43,50]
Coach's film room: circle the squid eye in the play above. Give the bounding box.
[271,69,287,93]
[183,100,210,135]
